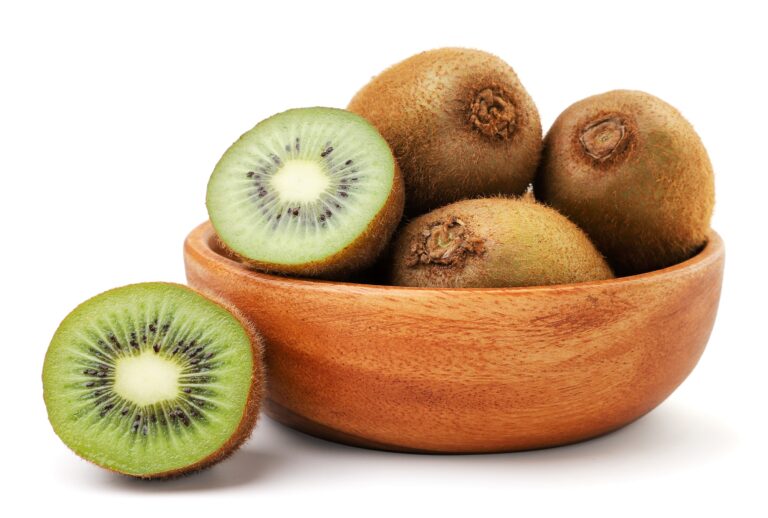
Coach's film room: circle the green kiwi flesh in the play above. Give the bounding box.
[348,47,542,216]
[42,283,263,479]
[389,197,613,288]
[206,107,404,279]
[535,90,715,276]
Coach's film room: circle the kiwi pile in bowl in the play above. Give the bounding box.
[42,47,716,478]
[206,47,714,286]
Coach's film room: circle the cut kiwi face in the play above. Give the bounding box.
[42,283,264,479]
[206,107,404,279]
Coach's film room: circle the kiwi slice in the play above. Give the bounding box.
[348,48,542,216]
[389,197,613,288]
[535,90,715,276]
[206,107,404,279]
[42,283,264,479]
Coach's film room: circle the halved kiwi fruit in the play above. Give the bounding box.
[535,90,715,276]
[389,197,613,288]
[348,47,542,215]
[42,282,264,479]
[206,107,404,280]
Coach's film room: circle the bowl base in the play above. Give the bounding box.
[266,399,435,453]
[265,399,642,455]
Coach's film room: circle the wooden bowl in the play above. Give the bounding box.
[184,222,724,453]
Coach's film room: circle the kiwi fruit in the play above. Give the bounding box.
[389,197,613,288]
[42,282,264,479]
[535,90,715,276]
[206,107,404,280]
[348,47,543,216]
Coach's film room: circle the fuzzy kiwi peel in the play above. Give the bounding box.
[535,90,715,276]
[42,282,265,479]
[389,196,614,288]
[206,107,404,280]
[348,47,543,216]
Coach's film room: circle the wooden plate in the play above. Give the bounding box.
[184,221,724,453]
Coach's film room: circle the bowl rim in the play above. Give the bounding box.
[185,221,724,294]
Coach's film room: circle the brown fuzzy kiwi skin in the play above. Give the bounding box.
[535,90,715,276]
[47,283,267,480]
[348,48,542,216]
[389,197,614,288]
[223,163,405,281]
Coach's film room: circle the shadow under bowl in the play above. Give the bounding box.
[184,222,724,453]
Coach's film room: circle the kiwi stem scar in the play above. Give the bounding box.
[469,87,517,139]
[580,117,628,160]
[407,217,486,267]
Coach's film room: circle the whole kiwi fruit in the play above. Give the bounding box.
[42,282,264,479]
[535,90,715,276]
[348,48,542,216]
[389,197,613,288]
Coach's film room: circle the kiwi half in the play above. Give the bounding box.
[348,48,542,215]
[535,90,715,276]
[389,197,613,288]
[206,107,404,280]
[42,283,264,479]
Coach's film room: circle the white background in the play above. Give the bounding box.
[2,1,766,516]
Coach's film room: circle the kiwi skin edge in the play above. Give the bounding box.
[535,90,715,276]
[348,47,542,216]
[42,282,266,480]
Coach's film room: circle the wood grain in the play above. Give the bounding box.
[184,221,724,453]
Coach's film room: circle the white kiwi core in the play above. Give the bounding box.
[271,160,330,202]
[114,352,182,406]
